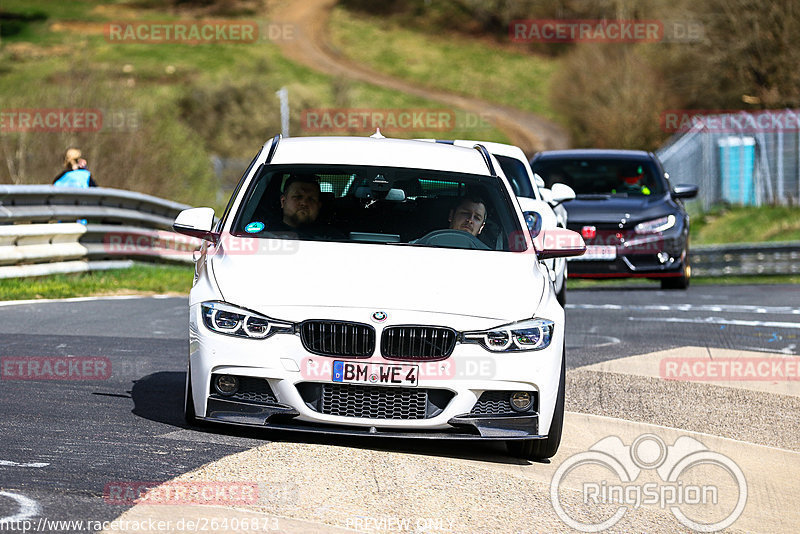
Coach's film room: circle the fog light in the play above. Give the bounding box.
[510,391,533,412]
[657,252,669,264]
[215,375,239,396]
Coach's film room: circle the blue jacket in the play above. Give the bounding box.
[53,169,96,188]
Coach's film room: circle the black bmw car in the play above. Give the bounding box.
[531,149,698,289]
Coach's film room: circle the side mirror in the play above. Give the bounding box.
[533,172,546,189]
[536,229,586,260]
[549,183,576,204]
[173,207,219,243]
[672,184,699,199]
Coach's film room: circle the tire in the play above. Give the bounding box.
[507,347,565,460]
[661,259,691,290]
[555,278,566,306]
[184,363,199,426]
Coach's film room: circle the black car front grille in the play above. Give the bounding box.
[300,320,375,357]
[210,375,278,404]
[470,390,537,415]
[381,326,457,361]
[320,384,428,419]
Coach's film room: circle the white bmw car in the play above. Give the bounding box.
[174,134,584,459]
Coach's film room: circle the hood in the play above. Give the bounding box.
[564,195,672,225]
[209,239,544,323]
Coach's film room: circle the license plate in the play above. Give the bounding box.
[332,361,418,387]
[570,245,617,261]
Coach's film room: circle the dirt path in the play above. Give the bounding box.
[271,0,570,153]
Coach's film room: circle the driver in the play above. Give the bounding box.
[448,196,486,237]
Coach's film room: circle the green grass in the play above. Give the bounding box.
[691,206,800,245]
[0,263,193,300]
[1,0,510,205]
[328,6,560,121]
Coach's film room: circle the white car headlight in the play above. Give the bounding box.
[201,301,293,339]
[634,214,675,234]
[463,319,554,352]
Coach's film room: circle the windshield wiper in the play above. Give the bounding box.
[576,194,611,200]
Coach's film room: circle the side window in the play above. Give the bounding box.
[217,155,261,232]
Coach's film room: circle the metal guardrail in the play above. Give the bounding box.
[0,185,200,279]
[0,186,796,280]
[691,242,800,277]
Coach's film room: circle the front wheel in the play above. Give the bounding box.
[507,349,565,460]
[661,261,691,290]
[184,363,199,426]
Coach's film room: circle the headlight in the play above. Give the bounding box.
[634,214,675,234]
[463,319,554,352]
[201,301,293,339]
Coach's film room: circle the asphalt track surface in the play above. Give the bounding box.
[0,284,797,531]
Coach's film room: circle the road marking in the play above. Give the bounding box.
[0,491,40,526]
[628,315,800,329]
[568,303,800,315]
[0,460,49,468]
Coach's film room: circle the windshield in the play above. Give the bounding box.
[230,164,525,252]
[533,158,665,197]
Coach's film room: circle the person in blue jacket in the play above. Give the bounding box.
[53,148,97,187]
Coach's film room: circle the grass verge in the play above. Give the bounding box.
[0,263,193,301]
[691,206,800,244]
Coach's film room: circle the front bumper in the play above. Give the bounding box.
[201,396,541,440]
[188,302,564,440]
[567,226,688,278]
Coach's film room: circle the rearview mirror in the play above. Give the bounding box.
[549,183,576,204]
[672,184,699,199]
[173,207,219,243]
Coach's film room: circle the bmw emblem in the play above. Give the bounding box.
[371,311,387,323]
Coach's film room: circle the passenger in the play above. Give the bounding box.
[448,196,487,237]
[53,148,97,188]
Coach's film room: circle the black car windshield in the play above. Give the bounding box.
[533,158,665,197]
[230,164,525,252]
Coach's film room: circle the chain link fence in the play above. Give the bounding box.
[656,109,800,211]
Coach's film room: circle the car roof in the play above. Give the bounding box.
[532,149,653,160]
[269,136,494,175]
[419,139,529,161]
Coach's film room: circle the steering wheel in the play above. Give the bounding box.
[413,229,491,250]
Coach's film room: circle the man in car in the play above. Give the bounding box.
[270,174,342,239]
[448,196,487,237]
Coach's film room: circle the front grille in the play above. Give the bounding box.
[300,320,375,357]
[381,326,457,361]
[210,375,277,404]
[320,384,428,419]
[470,391,537,415]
